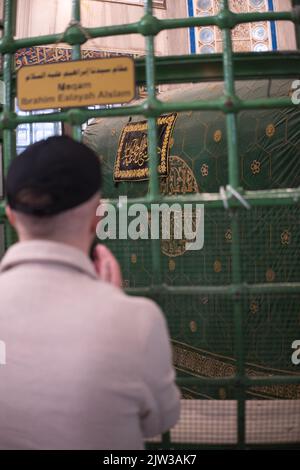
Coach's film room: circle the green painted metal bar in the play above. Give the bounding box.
[145,1,168,446]
[0,9,297,54]
[71,0,81,62]
[4,80,297,128]
[124,282,300,296]
[2,0,15,175]
[145,0,162,288]
[220,0,245,449]
[162,10,295,29]
[70,0,82,142]
[1,188,300,218]
[136,52,300,85]
[2,0,16,250]
[0,95,296,131]
[292,0,300,48]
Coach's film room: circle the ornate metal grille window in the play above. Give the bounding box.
[188,0,277,53]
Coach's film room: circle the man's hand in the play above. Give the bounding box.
[92,244,123,288]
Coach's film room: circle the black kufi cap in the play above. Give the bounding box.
[6,136,102,216]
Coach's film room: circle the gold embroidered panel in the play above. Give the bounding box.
[172,340,300,400]
[114,113,177,181]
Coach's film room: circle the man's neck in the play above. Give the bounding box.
[17,234,91,256]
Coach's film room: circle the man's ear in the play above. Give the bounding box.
[5,206,16,227]
[90,212,98,234]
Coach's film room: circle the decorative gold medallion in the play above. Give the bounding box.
[214,260,222,273]
[251,159,261,175]
[168,259,176,271]
[250,301,259,315]
[131,253,137,264]
[114,113,177,181]
[266,268,275,282]
[225,229,232,243]
[201,163,209,177]
[266,123,275,138]
[281,230,291,246]
[214,129,222,143]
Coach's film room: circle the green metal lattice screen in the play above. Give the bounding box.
[1,0,300,449]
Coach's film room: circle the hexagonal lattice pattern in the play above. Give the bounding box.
[84,79,300,396]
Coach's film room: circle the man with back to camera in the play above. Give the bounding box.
[0,136,180,450]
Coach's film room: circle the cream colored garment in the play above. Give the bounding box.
[0,240,180,450]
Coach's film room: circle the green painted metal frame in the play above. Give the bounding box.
[1,0,300,449]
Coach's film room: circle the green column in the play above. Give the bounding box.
[220,0,246,448]
[3,0,17,249]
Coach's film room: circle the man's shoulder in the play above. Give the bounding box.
[92,281,164,326]
[100,282,161,313]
